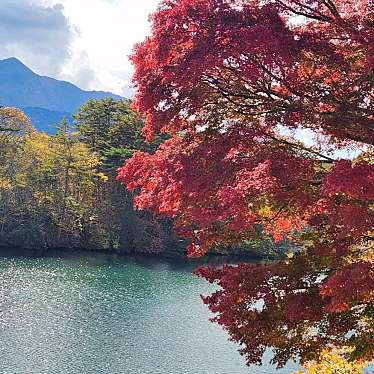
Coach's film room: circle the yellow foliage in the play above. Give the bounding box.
[0,178,12,190]
[258,204,274,218]
[296,347,370,374]
[0,129,104,203]
[96,172,109,182]
[0,106,31,133]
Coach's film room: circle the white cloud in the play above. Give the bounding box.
[45,0,160,95]
[0,0,160,96]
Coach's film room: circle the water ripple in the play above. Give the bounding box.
[0,253,299,374]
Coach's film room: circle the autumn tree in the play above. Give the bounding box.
[0,106,30,133]
[118,0,374,368]
[0,107,31,239]
[0,120,106,250]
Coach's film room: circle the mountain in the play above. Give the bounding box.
[0,57,123,132]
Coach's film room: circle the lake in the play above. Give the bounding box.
[0,250,300,374]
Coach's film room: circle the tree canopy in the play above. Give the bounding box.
[75,98,164,172]
[118,0,374,368]
[0,106,30,133]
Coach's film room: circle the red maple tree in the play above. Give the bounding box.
[118,0,374,367]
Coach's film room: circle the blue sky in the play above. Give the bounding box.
[0,0,160,96]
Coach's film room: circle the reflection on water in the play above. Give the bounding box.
[0,249,299,374]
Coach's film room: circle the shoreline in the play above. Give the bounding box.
[0,245,277,269]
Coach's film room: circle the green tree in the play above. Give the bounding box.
[75,98,164,172]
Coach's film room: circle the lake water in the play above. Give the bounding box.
[0,251,300,374]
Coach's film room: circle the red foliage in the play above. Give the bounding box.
[320,261,374,313]
[131,0,373,143]
[119,0,374,367]
[118,128,318,253]
[324,160,374,200]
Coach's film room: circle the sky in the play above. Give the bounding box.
[0,0,160,96]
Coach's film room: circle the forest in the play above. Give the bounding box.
[0,100,181,254]
[0,100,283,260]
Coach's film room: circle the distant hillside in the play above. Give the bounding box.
[0,57,123,131]
[21,107,73,134]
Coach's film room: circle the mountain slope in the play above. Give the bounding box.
[21,107,73,133]
[0,57,124,131]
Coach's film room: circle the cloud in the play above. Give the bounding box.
[60,50,98,90]
[0,0,160,95]
[54,0,160,95]
[0,0,75,77]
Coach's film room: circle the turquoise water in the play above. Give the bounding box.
[0,251,299,374]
